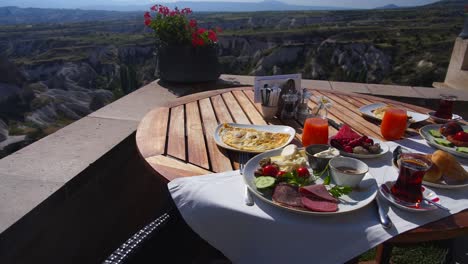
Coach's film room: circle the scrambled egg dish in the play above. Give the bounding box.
[219,123,290,151]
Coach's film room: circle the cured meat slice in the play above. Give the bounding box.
[299,184,338,203]
[272,183,302,208]
[301,196,338,212]
[331,125,360,140]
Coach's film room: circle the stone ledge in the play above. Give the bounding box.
[89,83,177,122]
[0,82,177,235]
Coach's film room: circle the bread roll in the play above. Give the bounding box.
[423,154,443,182]
[431,150,468,182]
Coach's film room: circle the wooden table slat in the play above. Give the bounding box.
[136,107,170,158]
[211,95,234,124]
[167,105,186,161]
[222,92,251,124]
[199,98,233,172]
[186,101,210,169]
[232,90,267,125]
[146,155,211,180]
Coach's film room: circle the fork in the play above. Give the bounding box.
[239,152,254,206]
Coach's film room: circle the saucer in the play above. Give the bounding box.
[379,181,440,212]
[428,111,463,124]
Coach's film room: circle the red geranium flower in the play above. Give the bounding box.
[208,30,217,42]
[144,4,220,46]
[189,19,197,28]
[144,18,152,26]
[181,8,192,15]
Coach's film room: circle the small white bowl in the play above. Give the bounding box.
[329,157,369,188]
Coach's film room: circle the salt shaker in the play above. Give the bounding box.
[280,92,299,120]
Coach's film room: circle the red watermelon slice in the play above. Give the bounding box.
[331,125,360,140]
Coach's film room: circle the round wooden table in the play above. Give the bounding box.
[136,87,468,262]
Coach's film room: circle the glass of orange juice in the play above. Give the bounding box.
[381,108,407,140]
[302,117,328,147]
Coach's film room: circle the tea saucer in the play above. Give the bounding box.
[379,181,440,212]
[428,111,463,124]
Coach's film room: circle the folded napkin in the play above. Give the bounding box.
[169,138,468,264]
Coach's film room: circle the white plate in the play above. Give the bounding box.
[243,148,378,215]
[379,181,440,212]
[419,124,468,159]
[428,111,463,124]
[214,123,296,153]
[337,138,390,159]
[392,157,468,189]
[359,103,429,123]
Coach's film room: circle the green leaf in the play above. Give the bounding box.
[328,185,353,198]
[323,173,331,185]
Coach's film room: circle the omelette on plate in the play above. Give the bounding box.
[219,123,290,151]
[372,104,412,121]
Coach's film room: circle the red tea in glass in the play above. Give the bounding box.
[434,94,457,119]
[391,154,432,203]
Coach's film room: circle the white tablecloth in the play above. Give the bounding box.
[169,138,468,264]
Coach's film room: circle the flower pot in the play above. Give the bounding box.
[157,44,220,83]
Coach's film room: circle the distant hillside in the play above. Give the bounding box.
[83,0,352,12]
[0,0,352,12]
[0,6,140,25]
[375,4,401,9]
[423,0,467,8]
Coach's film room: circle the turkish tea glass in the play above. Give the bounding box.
[391,153,432,203]
[434,94,457,120]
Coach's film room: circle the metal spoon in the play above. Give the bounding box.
[423,197,450,211]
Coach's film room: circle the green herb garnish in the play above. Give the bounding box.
[328,185,353,198]
[282,170,310,187]
[312,163,351,198]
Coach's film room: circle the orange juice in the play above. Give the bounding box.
[302,117,328,146]
[381,108,407,140]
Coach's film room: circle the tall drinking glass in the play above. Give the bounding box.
[302,117,328,147]
[434,94,457,120]
[391,153,432,203]
[381,108,407,140]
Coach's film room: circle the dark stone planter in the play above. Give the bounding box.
[157,44,220,83]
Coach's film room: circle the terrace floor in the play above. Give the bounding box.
[0,75,467,263]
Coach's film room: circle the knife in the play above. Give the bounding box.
[327,118,343,130]
[375,194,392,229]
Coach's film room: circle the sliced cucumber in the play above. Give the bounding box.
[434,138,453,147]
[428,129,442,138]
[456,147,468,154]
[254,176,276,190]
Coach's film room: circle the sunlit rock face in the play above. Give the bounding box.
[218,35,390,82]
